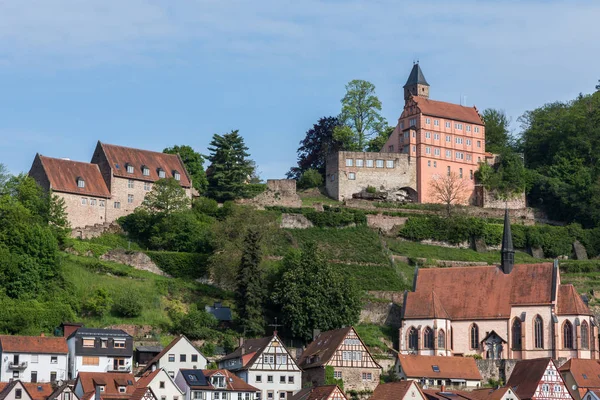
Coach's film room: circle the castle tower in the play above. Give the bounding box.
[501,208,515,274]
[403,63,430,101]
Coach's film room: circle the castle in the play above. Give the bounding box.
[326,64,487,204]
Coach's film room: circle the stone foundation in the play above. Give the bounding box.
[71,221,122,239]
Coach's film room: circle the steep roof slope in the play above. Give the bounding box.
[398,355,481,380]
[506,358,553,400]
[412,97,483,125]
[0,335,68,354]
[33,155,110,198]
[371,381,424,400]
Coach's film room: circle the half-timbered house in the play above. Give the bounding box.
[297,327,381,392]
[218,334,301,400]
[289,386,347,400]
[506,358,572,400]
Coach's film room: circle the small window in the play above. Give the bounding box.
[445,122,451,128]
[267,376,273,383]
[333,371,342,379]
[386,160,394,168]
[280,376,286,383]
[142,166,150,176]
[376,160,384,168]
[426,147,431,155]
[400,121,404,129]
[174,172,181,181]
[279,394,285,400]
[168,371,175,378]
[366,159,374,168]
[15,389,22,399]
[31,355,39,363]
[51,356,58,364]
[446,150,451,158]
[425,132,431,139]
[180,354,187,362]
[128,179,134,189]
[119,387,126,394]
[474,127,480,133]
[99,199,105,207]
[434,120,439,126]
[348,172,356,180]
[433,161,437,168]
[83,339,95,347]
[160,382,166,389]
[466,125,471,132]
[345,159,353,167]
[446,135,451,142]
[144,182,151,191]
[158,169,166,178]
[90,198,97,206]
[356,159,364,167]
[114,340,125,348]
[127,164,134,174]
[434,133,440,140]
[432,365,440,373]
[99,387,105,392]
[470,170,473,180]
[388,145,394,152]
[477,140,481,148]
[168,354,175,362]
[101,340,107,348]
[426,118,431,124]
[81,197,87,205]
[256,375,262,383]
[77,178,85,188]
[447,166,451,176]
[114,202,121,209]
[288,376,294,384]
[128,194,134,204]
[191,354,198,362]
[428,160,431,167]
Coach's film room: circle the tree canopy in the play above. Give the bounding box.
[141,178,190,216]
[163,145,208,193]
[481,108,512,154]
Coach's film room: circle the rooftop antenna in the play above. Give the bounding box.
[269,317,283,335]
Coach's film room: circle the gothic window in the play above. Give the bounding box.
[470,324,479,350]
[512,319,522,350]
[408,327,418,350]
[582,320,589,349]
[563,320,574,349]
[534,316,544,348]
[438,330,445,349]
[423,327,434,349]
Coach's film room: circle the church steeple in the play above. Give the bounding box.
[501,208,515,274]
[403,63,430,101]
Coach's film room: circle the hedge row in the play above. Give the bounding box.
[145,251,210,279]
[399,215,600,258]
[266,206,367,228]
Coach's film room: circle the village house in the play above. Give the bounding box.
[140,336,207,379]
[29,141,192,232]
[0,335,69,383]
[48,384,80,400]
[506,358,572,400]
[0,381,36,400]
[558,359,600,400]
[583,391,600,400]
[218,334,301,400]
[21,384,55,400]
[74,372,137,400]
[289,386,347,400]
[135,346,164,369]
[326,63,487,204]
[174,369,259,400]
[370,381,427,400]
[297,326,381,393]
[468,387,521,400]
[399,211,597,359]
[67,328,134,378]
[395,354,482,389]
[136,369,184,400]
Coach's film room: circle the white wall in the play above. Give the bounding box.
[246,371,301,400]
[144,369,184,400]
[158,338,207,378]
[0,352,68,383]
[74,355,134,376]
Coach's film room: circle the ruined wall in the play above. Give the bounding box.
[325,151,417,201]
[360,302,402,328]
[280,213,314,229]
[474,186,527,210]
[71,221,121,239]
[238,179,302,208]
[366,214,408,233]
[100,249,170,276]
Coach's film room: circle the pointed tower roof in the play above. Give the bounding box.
[501,208,515,274]
[403,63,429,88]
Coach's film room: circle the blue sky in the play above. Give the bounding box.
[1,0,599,178]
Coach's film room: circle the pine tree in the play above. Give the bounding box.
[235,229,265,337]
[206,130,255,202]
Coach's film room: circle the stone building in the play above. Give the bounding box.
[297,327,381,393]
[326,63,487,204]
[29,141,192,231]
[399,210,598,360]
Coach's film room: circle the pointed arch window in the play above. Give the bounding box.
[512,319,522,350]
[438,330,445,349]
[470,324,479,350]
[582,320,590,350]
[563,320,574,349]
[534,316,544,349]
[408,327,418,350]
[423,327,434,349]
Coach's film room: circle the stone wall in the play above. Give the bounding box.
[280,213,314,229]
[366,291,405,304]
[475,359,518,384]
[325,151,417,201]
[474,185,527,210]
[72,221,122,239]
[100,249,170,276]
[238,179,302,209]
[367,214,408,233]
[360,301,402,328]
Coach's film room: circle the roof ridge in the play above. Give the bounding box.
[414,96,478,110]
[101,142,181,158]
[39,155,100,166]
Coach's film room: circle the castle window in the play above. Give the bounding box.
[470,170,473,180]
[142,166,150,176]
[446,135,451,142]
[438,330,445,349]
[408,327,418,350]
[400,121,404,129]
[90,199,97,206]
[376,160,384,168]
[582,320,589,349]
[77,178,85,188]
[412,146,416,153]
[455,123,463,130]
[425,132,431,139]
[474,127,480,133]
[81,197,87,205]
[388,145,394,152]
[435,148,440,156]
[158,169,166,178]
[433,161,437,168]
[477,141,481,148]
[534,316,544,348]
[447,166,451,176]
[512,319,522,350]
[409,118,417,127]
[423,327,434,349]
[366,160,374,168]
[356,159,364,167]
[128,194,134,204]
[126,164,134,174]
[446,150,451,158]
[434,120,439,126]
[426,118,431,125]
[386,160,394,168]
[445,122,451,128]
[174,171,181,181]
[99,200,105,207]
[434,133,440,140]
[459,168,463,178]
[563,320,574,349]
[348,173,356,180]
[428,160,431,167]
[333,371,342,379]
[467,139,471,146]
[128,179,134,189]
[455,137,463,144]
[467,154,472,161]
[330,174,335,182]
[466,125,471,132]
[144,182,151,191]
[346,159,353,167]
[412,131,416,138]
[426,147,431,155]
[470,324,479,349]
[114,202,121,209]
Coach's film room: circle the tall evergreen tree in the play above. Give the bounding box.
[481,108,512,153]
[235,229,265,337]
[206,130,255,202]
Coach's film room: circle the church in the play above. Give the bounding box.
[399,211,598,360]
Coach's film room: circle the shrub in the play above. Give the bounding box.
[298,169,323,189]
[83,288,113,317]
[113,291,143,318]
[366,186,377,194]
[145,251,210,279]
[170,304,219,340]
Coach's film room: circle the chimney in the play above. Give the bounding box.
[95,385,102,400]
[239,337,245,355]
[62,322,84,338]
[441,385,446,393]
[312,329,321,340]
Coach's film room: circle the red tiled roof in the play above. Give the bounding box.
[405,264,560,320]
[76,372,137,399]
[371,381,424,400]
[200,370,259,392]
[0,335,68,354]
[422,389,473,400]
[98,142,191,188]
[130,387,155,400]
[290,385,346,400]
[34,155,110,198]
[412,97,484,125]
[136,369,161,389]
[398,355,482,381]
[22,383,54,400]
[468,387,515,400]
[506,358,554,400]
[557,285,591,315]
[559,359,600,389]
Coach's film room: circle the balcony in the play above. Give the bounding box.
[8,361,28,370]
[107,365,131,372]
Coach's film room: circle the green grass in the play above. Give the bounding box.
[86,233,143,251]
[354,324,396,353]
[297,189,342,207]
[334,262,409,291]
[385,239,542,264]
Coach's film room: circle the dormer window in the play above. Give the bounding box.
[158,168,166,179]
[77,177,85,188]
[211,375,225,388]
[118,387,126,393]
[99,386,105,392]
[173,171,181,181]
[126,164,134,174]
[142,166,150,176]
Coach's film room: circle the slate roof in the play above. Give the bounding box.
[404,263,565,320]
[136,346,163,353]
[33,155,110,198]
[398,355,481,381]
[506,358,553,400]
[559,359,600,389]
[410,97,484,125]
[180,369,258,392]
[404,63,429,87]
[0,335,68,354]
[297,327,352,369]
[218,336,273,369]
[290,385,346,400]
[370,381,423,400]
[69,328,131,339]
[98,142,191,188]
[205,304,233,322]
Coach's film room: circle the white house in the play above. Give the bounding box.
[0,381,35,400]
[67,328,133,378]
[0,335,69,383]
[174,369,258,400]
[141,336,207,379]
[137,368,184,400]
[218,334,301,400]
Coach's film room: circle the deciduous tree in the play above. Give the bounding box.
[429,172,470,217]
[141,178,190,216]
[481,109,512,154]
[164,145,208,193]
[340,80,387,150]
